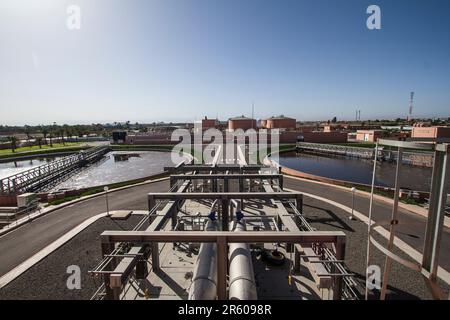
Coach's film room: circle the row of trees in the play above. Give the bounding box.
[1,123,110,153]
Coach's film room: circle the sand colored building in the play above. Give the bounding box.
[356,130,386,142]
[411,126,450,140]
[228,116,257,131]
[263,115,296,130]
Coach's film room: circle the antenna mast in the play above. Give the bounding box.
[408,91,414,121]
[252,101,255,129]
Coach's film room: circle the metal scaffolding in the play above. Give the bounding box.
[365,139,449,300]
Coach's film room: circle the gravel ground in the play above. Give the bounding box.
[0,215,144,300]
[302,196,449,300]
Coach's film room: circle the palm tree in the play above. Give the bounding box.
[36,137,43,149]
[24,125,32,144]
[8,136,18,153]
[63,124,70,144]
[49,132,53,147]
[58,129,65,146]
[42,127,49,145]
[65,127,72,142]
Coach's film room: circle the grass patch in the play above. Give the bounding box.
[0,144,88,160]
[0,142,82,155]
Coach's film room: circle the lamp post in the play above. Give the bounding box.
[349,187,356,220]
[104,186,110,217]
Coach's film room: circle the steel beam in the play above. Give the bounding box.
[148,191,301,201]
[221,199,229,231]
[421,144,449,299]
[164,164,263,173]
[380,147,403,300]
[332,236,346,300]
[100,230,345,244]
[169,173,283,181]
[217,236,228,300]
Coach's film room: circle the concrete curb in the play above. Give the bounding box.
[285,188,450,286]
[0,211,146,289]
[0,176,169,237]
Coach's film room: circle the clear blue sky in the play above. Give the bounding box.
[0,0,449,125]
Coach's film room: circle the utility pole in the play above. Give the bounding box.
[251,101,255,129]
[408,91,414,121]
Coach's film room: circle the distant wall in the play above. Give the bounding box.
[412,126,450,139]
[281,131,347,143]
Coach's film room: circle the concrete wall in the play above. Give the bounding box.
[125,134,175,145]
[281,131,347,143]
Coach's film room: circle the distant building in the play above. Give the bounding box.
[297,125,318,133]
[112,131,127,144]
[263,115,296,130]
[195,116,218,132]
[411,126,450,141]
[356,130,385,142]
[281,131,347,143]
[228,116,257,131]
[323,124,342,132]
[201,116,218,130]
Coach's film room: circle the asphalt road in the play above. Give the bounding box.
[0,176,448,279]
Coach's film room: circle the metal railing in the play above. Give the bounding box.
[296,142,433,166]
[296,142,375,159]
[287,201,361,299]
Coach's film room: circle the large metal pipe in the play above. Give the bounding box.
[228,219,257,300]
[188,212,218,300]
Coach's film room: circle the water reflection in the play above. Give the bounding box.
[278,151,449,192]
[113,153,141,162]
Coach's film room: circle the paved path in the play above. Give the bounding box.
[0,175,448,280]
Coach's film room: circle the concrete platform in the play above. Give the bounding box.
[109,210,133,220]
[118,198,323,300]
